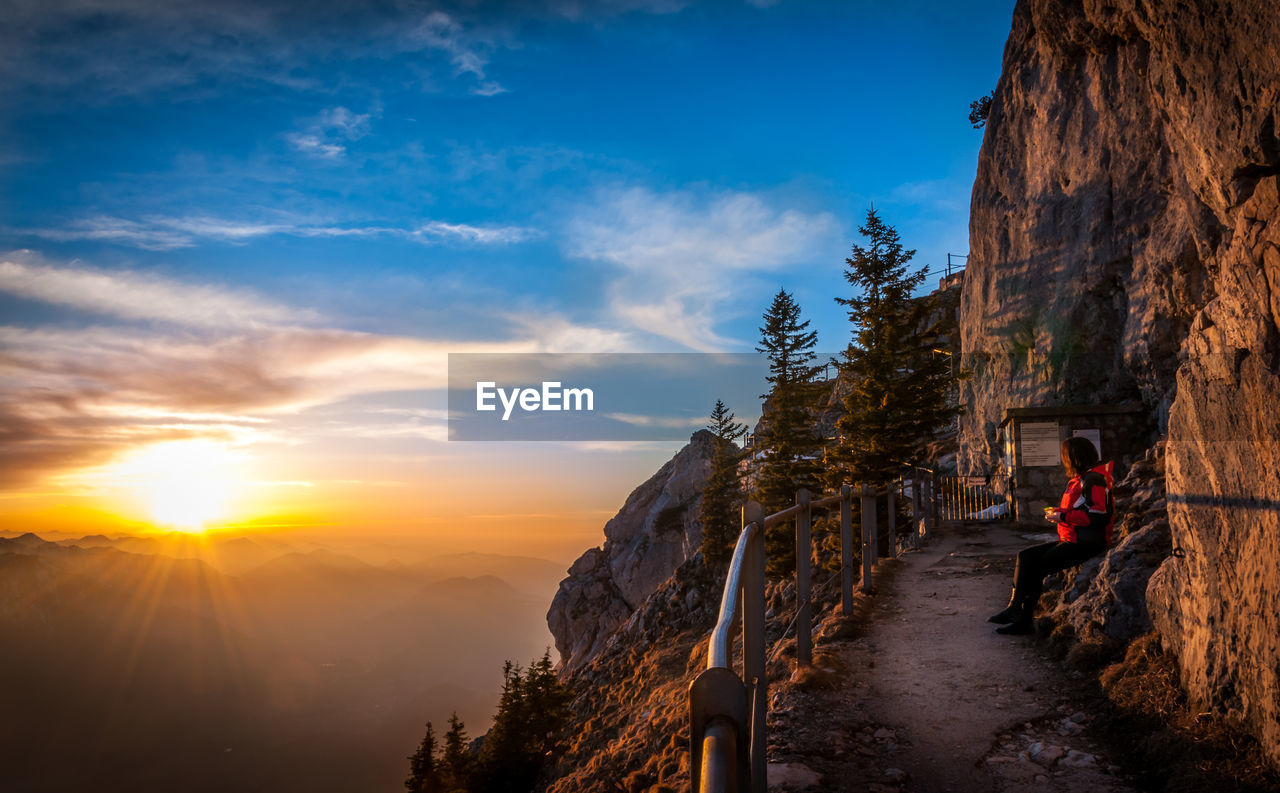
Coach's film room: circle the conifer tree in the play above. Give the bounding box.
[827,209,961,488]
[699,399,747,567]
[440,713,474,793]
[754,289,825,576]
[473,651,572,793]
[406,722,443,793]
[520,650,572,763]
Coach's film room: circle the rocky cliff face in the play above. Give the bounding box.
[547,430,717,675]
[962,0,1280,764]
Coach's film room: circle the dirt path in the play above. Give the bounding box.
[765,521,1138,793]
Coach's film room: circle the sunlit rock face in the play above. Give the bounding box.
[961,0,1280,763]
[547,430,716,674]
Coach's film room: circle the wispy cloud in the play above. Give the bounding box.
[412,220,538,245]
[287,106,374,159]
[501,312,636,353]
[409,11,507,95]
[287,135,347,159]
[565,186,840,350]
[0,254,631,486]
[10,215,539,250]
[0,253,310,328]
[604,412,704,429]
[1,0,778,105]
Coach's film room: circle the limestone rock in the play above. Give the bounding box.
[961,0,1280,765]
[547,430,717,674]
[1050,444,1171,645]
[766,762,822,790]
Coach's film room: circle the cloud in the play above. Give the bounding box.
[0,253,310,328]
[501,312,636,353]
[0,254,636,487]
[564,186,840,350]
[288,106,374,159]
[10,215,539,250]
[316,106,372,138]
[286,134,347,159]
[2,0,761,106]
[411,220,538,245]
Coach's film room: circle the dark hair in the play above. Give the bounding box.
[1060,436,1099,476]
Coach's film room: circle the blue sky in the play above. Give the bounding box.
[0,0,1014,558]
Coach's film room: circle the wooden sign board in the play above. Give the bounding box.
[1019,421,1062,467]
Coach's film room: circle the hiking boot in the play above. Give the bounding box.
[987,589,1021,624]
[995,595,1037,635]
[995,619,1034,635]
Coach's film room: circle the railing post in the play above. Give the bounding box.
[887,484,897,558]
[840,484,852,615]
[859,483,874,594]
[795,488,812,667]
[876,482,890,561]
[741,501,767,793]
[930,470,940,538]
[924,474,933,541]
[911,471,922,549]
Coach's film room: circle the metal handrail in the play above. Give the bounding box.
[690,469,941,793]
[707,519,760,669]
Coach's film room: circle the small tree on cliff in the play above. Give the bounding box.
[827,209,961,488]
[409,654,571,793]
[699,399,748,567]
[439,714,474,793]
[406,722,443,793]
[968,92,993,128]
[755,289,825,575]
[473,651,572,793]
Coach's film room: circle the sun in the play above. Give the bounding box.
[122,440,243,533]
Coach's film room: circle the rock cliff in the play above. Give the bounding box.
[547,430,717,675]
[961,0,1280,764]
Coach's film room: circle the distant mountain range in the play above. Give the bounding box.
[0,531,563,793]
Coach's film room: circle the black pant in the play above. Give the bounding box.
[1013,540,1105,603]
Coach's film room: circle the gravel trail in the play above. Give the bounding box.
[765,521,1138,793]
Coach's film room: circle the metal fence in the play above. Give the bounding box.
[688,469,941,793]
[938,475,1010,522]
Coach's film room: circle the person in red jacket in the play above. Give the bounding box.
[988,435,1114,635]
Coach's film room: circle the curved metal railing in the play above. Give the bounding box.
[689,469,940,793]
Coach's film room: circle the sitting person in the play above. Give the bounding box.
[988,436,1114,635]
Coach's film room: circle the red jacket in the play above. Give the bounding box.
[1056,461,1115,545]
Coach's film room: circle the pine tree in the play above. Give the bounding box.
[827,209,961,489]
[473,651,572,793]
[699,399,747,567]
[754,289,825,576]
[520,650,572,762]
[440,713,474,793]
[406,722,443,793]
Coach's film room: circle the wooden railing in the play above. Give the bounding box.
[688,469,940,793]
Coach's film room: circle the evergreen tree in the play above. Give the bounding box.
[699,399,747,567]
[754,289,825,576]
[406,722,443,793]
[827,209,961,489]
[968,92,993,128]
[440,713,474,793]
[520,650,573,763]
[473,651,572,793]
